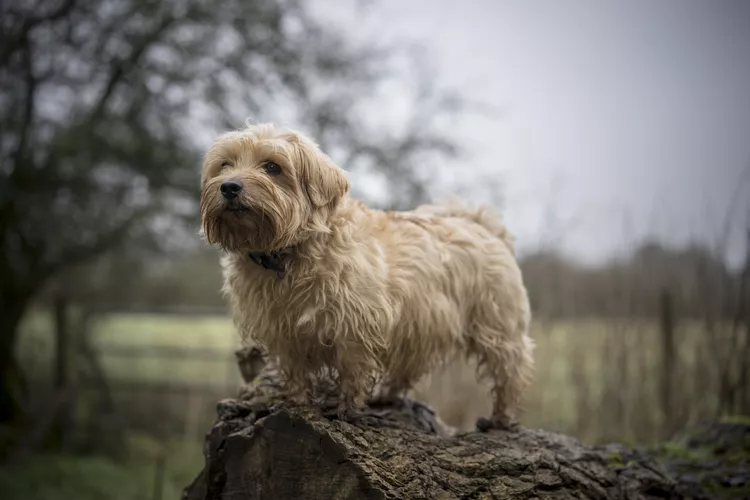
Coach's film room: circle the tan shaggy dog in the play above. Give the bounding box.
[200,123,535,429]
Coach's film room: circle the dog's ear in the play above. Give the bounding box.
[293,140,350,208]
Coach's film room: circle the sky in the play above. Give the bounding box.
[318,0,750,268]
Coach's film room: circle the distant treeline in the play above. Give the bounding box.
[522,242,742,320]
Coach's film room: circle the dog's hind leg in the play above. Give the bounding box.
[368,376,413,406]
[466,304,534,431]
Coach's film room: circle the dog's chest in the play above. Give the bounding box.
[224,251,396,346]
[228,268,328,334]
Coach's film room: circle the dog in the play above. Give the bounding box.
[200,123,534,430]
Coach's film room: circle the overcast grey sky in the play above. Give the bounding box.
[320,0,750,268]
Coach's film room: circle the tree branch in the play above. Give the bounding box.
[40,206,154,278]
[87,15,176,122]
[11,42,38,171]
[0,0,77,67]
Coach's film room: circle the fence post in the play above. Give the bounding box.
[659,288,675,438]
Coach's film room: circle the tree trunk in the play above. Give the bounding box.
[184,350,684,500]
[49,295,73,449]
[0,291,31,425]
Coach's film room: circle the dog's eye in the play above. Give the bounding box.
[263,161,282,176]
[220,161,232,168]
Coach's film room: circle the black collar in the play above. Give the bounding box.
[248,247,293,279]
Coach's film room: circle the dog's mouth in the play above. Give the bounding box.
[222,200,252,214]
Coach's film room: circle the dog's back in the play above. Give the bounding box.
[413,201,515,255]
[374,197,530,379]
[378,200,533,428]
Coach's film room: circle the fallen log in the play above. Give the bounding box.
[183,348,747,499]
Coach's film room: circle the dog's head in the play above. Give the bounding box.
[199,124,350,252]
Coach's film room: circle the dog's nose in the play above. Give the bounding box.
[220,179,243,200]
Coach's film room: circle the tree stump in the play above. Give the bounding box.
[182,348,691,500]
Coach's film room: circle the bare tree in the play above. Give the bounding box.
[0,0,464,424]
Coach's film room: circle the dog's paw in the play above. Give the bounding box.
[307,394,327,407]
[335,403,364,423]
[367,395,402,408]
[287,391,310,405]
[275,399,305,413]
[476,415,520,433]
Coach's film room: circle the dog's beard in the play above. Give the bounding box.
[200,189,278,253]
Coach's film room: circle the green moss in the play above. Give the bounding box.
[732,484,750,495]
[719,414,750,425]
[607,450,624,466]
[654,440,713,462]
[724,449,750,465]
[701,477,750,496]
[702,478,722,490]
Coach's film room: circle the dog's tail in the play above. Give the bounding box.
[414,199,515,255]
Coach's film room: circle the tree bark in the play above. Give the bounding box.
[183,351,682,500]
[49,294,72,449]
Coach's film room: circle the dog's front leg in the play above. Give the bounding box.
[335,363,369,421]
[288,380,314,406]
[280,362,314,407]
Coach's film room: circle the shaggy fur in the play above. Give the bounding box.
[200,123,535,428]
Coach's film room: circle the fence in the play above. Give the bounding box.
[26,303,244,453]
[85,344,238,441]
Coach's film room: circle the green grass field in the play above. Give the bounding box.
[0,435,202,500]
[17,309,733,444]
[19,310,242,385]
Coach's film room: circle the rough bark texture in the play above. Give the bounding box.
[650,420,750,499]
[183,351,688,500]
